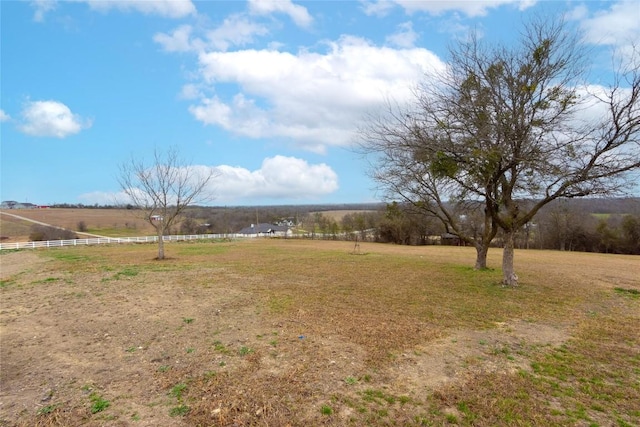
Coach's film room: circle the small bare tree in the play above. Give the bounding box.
[118,147,217,260]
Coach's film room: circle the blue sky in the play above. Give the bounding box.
[1,0,638,206]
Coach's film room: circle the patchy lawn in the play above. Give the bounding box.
[1,239,638,426]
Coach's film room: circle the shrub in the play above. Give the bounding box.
[29,225,77,241]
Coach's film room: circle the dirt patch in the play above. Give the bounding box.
[0,252,50,279]
[387,319,570,395]
[0,260,255,426]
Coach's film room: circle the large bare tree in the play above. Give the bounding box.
[361,17,640,286]
[118,147,217,259]
[360,103,499,269]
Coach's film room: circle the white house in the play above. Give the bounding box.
[237,223,292,238]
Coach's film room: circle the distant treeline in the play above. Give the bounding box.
[48,199,640,254]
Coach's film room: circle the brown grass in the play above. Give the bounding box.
[1,239,638,426]
[310,209,377,222]
[0,209,154,240]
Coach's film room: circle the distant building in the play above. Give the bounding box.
[237,223,292,238]
[275,218,296,227]
[441,233,466,246]
[0,201,37,209]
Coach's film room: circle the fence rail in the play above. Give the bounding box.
[0,233,245,251]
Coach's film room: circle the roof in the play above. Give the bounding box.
[237,223,290,235]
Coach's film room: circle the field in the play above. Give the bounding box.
[1,238,639,426]
[310,210,377,221]
[0,209,155,242]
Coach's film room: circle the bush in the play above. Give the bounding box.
[29,225,77,241]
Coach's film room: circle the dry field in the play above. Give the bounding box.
[311,210,377,222]
[1,239,639,426]
[0,209,155,242]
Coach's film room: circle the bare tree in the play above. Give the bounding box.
[361,17,640,285]
[118,147,217,259]
[360,93,499,269]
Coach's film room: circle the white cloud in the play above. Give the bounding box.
[79,156,338,205]
[30,0,56,22]
[362,0,536,17]
[78,190,128,206]
[213,156,338,201]
[179,84,202,100]
[154,16,269,54]
[153,25,200,53]
[30,0,195,20]
[386,21,418,48]
[189,36,445,152]
[19,100,92,138]
[360,0,395,17]
[0,109,10,122]
[579,1,640,48]
[189,96,234,129]
[248,0,313,28]
[83,0,196,18]
[206,14,270,51]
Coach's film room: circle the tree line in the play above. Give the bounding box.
[29,196,639,256]
[171,198,640,255]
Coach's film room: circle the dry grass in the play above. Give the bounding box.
[1,239,638,426]
[0,216,34,242]
[0,209,154,240]
[310,210,377,222]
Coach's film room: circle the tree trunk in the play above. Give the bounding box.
[502,230,518,286]
[157,227,165,260]
[474,244,489,270]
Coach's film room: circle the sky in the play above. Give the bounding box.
[1,0,639,206]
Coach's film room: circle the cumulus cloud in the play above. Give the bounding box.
[386,21,419,48]
[362,0,536,17]
[31,0,195,20]
[578,1,640,51]
[18,100,92,138]
[213,156,338,201]
[189,36,445,152]
[0,109,10,122]
[79,156,338,205]
[248,0,313,28]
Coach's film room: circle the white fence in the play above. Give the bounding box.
[0,233,244,251]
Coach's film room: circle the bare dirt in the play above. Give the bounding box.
[0,246,575,427]
[1,251,258,426]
